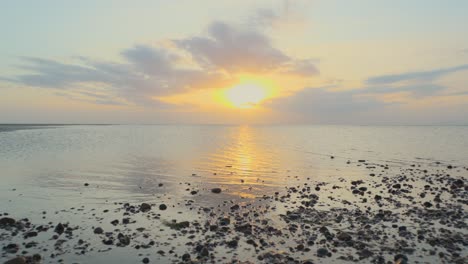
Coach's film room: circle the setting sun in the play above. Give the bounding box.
[226,84,267,108]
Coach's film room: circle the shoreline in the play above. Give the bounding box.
[1,159,466,263]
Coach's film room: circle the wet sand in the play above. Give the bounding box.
[1,158,467,264]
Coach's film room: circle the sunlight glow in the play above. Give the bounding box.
[225,84,268,108]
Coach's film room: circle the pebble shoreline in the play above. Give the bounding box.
[1,158,467,264]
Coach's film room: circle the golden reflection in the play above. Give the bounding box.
[205,125,280,198]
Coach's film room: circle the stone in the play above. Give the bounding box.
[211,188,222,194]
[0,217,16,227]
[182,253,191,261]
[337,232,352,241]
[94,227,104,234]
[54,223,65,234]
[317,248,329,257]
[159,204,167,210]
[4,257,27,264]
[140,203,151,212]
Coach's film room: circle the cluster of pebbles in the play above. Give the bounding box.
[1,159,467,263]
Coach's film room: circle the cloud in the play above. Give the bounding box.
[4,19,318,107]
[266,86,386,123]
[266,71,461,124]
[366,64,468,85]
[175,21,291,73]
[360,84,445,98]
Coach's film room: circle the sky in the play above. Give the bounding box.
[1,0,468,125]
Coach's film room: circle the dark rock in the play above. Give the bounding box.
[0,217,16,227]
[200,247,209,257]
[235,224,252,235]
[24,231,38,238]
[182,253,191,261]
[219,218,230,226]
[140,203,151,212]
[3,243,19,253]
[394,254,408,264]
[227,240,238,248]
[358,249,374,259]
[159,204,167,210]
[142,257,150,263]
[337,232,352,241]
[4,257,27,264]
[94,227,104,234]
[317,248,329,257]
[111,219,119,226]
[102,239,114,245]
[423,202,433,208]
[54,223,65,234]
[117,233,131,246]
[211,188,222,194]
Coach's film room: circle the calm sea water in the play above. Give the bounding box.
[1,124,467,205]
[0,125,467,263]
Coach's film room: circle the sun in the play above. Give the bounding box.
[225,84,268,108]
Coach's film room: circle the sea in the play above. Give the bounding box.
[0,125,467,263]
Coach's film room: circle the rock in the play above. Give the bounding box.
[3,243,19,253]
[32,254,41,262]
[0,217,16,227]
[394,254,408,264]
[317,248,329,257]
[142,257,150,263]
[140,203,151,212]
[111,219,119,226]
[84,183,89,186]
[200,247,209,257]
[211,188,222,194]
[235,224,252,235]
[182,253,191,261]
[54,223,65,234]
[159,204,167,210]
[102,239,114,245]
[117,233,131,246]
[227,240,238,248]
[337,232,352,241]
[4,257,27,264]
[93,227,104,234]
[219,218,230,226]
[24,231,38,238]
[358,249,374,259]
[423,202,433,208]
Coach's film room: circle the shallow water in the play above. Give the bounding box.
[0,125,467,263]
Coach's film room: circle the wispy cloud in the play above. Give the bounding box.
[366,64,468,85]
